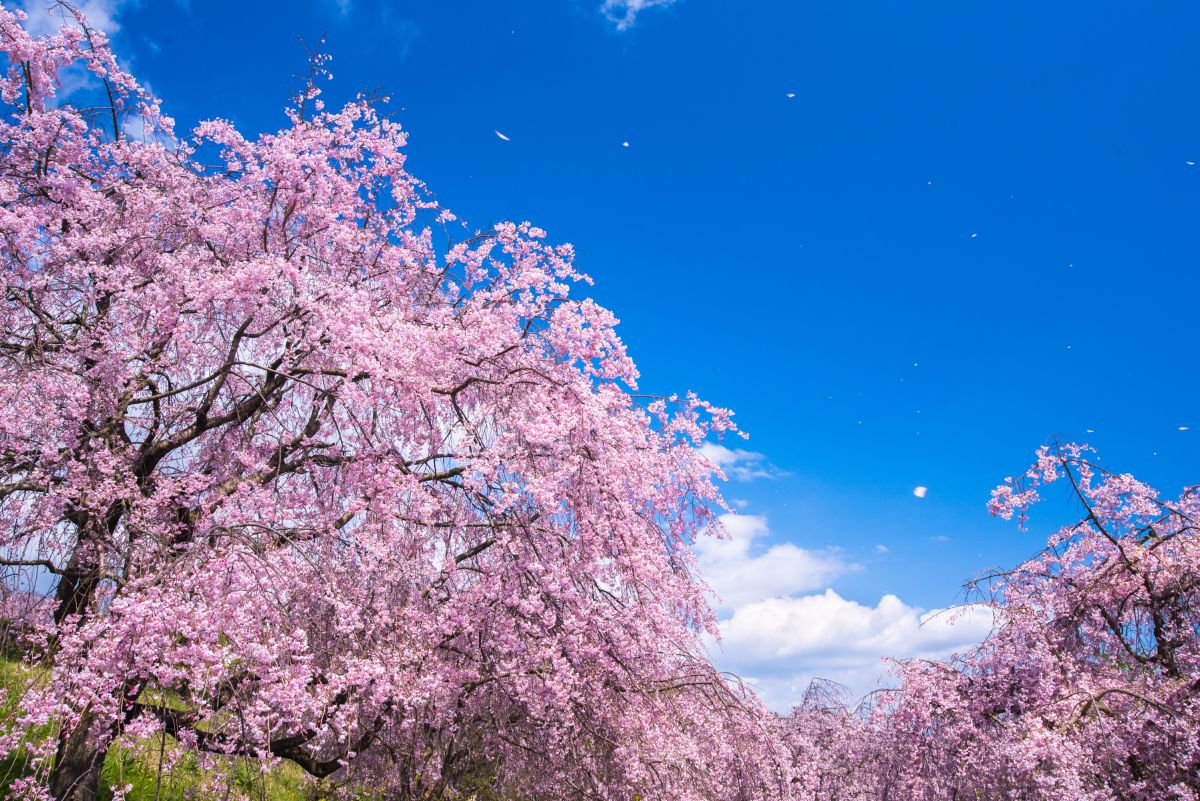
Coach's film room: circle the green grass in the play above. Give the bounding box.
[0,655,50,795]
[97,735,319,801]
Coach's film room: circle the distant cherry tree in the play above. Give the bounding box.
[0,7,790,800]
[785,443,1200,801]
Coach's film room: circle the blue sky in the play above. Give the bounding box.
[29,0,1200,708]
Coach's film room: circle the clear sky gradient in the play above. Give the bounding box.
[33,0,1200,707]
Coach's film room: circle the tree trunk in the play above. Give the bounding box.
[48,517,120,800]
[49,709,108,801]
[52,521,102,627]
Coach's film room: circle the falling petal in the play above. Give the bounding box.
[494,130,511,141]
[786,92,796,98]
[913,486,928,498]
[1180,426,1191,431]
[622,141,630,147]
[970,233,978,238]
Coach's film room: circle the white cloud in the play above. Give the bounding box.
[20,0,128,36]
[600,0,678,30]
[710,590,995,711]
[693,513,991,711]
[699,442,781,481]
[696,514,850,610]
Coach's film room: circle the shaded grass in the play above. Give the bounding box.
[98,735,317,801]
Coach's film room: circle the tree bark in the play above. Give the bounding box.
[48,528,108,801]
[49,709,107,801]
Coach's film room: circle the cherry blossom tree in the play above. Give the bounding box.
[784,442,1200,801]
[969,443,1200,799]
[0,7,791,800]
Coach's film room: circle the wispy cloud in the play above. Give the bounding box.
[600,0,678,30]
[324,1,419,61]
[19,0,129,35]
[699,442,784,481]
[696,514,852,610]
